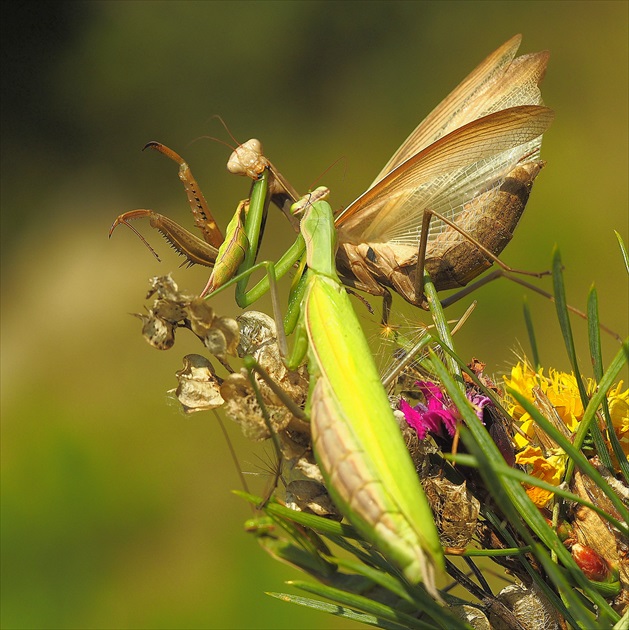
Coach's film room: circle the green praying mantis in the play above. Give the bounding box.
[110,35,555,596]
[284,189,444,594]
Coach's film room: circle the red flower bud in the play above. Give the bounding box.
[571,543,611,582]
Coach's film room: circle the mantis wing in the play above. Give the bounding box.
[371,34,548,184]
[336,105,553,245]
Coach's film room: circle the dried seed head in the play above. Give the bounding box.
[175,354,224,413]
[294,455,325,484]
[285,480,341,519]
[237,311,277,356]
[423,476,480,548]
[237,311,309,408]
[136,277,243,361]
[221,371,294,441]
[204,317,240,356]
[146,274,188,302]
[489,584,560,630]
[277,429,311,462]
[133,312,176,350]
[449,605,491,630]
[152,299,188,324]
[186,298,217,337]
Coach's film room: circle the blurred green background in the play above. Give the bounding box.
[2,2,627,629]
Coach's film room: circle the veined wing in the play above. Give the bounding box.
[336,105,554,244]
[371,35,548,186]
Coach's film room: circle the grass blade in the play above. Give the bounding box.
[551,248,588,402]
[266,592,413,630]
[508,388,629,527]
[614,230,629,274]
[423,271,463,392]
[588,286,628,479]
[430,353,619,624]
[522,297,541,370]
[287,579,455,630]
[451,453,627,534]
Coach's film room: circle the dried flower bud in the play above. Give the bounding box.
[204,317,240,356]
[221,371,292,440]
[449,605,491,630]
[236,311,309,408]
[294,456,325,484]
[423,476,480,548]
[152,299,187,324]
[237,311,277,356]
[490,583,560,630]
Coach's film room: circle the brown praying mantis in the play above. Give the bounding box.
[110,35,554,324]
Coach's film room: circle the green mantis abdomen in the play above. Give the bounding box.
[304,272,443,593]
[310,375,438,589]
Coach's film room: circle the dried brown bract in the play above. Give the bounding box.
[236,312,309,406]
[424,476,480,548]
[221,371,298,442]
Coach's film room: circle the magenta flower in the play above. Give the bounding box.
[400,381,493,440]
[400,381,459,440]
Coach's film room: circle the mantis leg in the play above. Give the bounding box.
[110,144,305,305]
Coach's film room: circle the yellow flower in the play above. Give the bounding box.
[544,369,583,432]
[607,381,629,455]
[504,362,629,486]
[504,362,628,448]
[504,362,629,490]
[503,362,539,421]
[515,445,567,507]
[513,418,536,450]
[503,362,543,448]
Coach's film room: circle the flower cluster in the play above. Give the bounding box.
[399,362,628,509]
[504,361,628,506]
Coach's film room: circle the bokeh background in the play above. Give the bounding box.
[2,2,627,629]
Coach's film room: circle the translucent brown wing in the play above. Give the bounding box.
[337,105,554,244]
[370,35,548,186]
